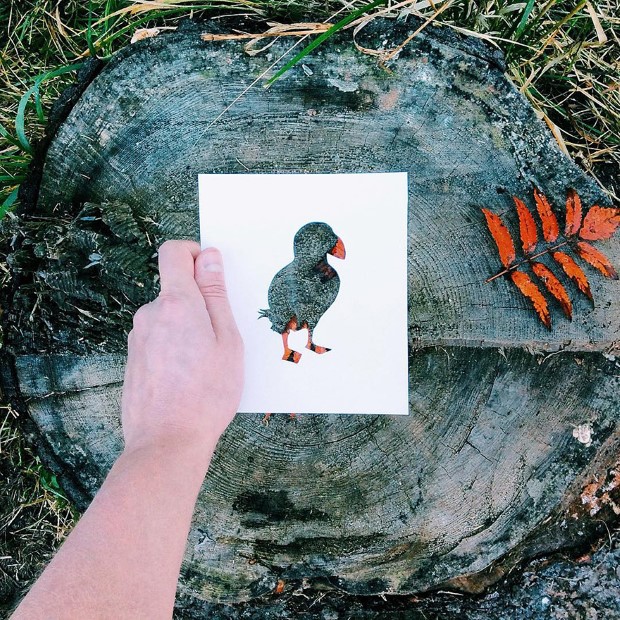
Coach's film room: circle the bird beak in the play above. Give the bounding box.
[328,237,346,259]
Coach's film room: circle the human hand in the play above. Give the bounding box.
[121,241,244,464]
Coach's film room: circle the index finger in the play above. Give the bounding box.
[157,240,201,296]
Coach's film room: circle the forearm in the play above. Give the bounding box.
[12,437,217,620]
[13,242,243,619]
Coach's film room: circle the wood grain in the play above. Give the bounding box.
[1,19,618,608]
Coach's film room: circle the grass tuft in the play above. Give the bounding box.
[0,405,76,612]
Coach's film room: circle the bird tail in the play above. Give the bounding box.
[258,308,270,320]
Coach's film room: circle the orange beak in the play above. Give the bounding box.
[328,237,346,259]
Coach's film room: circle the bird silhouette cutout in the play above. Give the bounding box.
[259,222,346,363]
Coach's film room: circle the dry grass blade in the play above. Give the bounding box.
[541,112,569,156]
[91,0,260,25]
[130,26,177,43]
[201,22,328,42]
[530,0,589,64]
[585,1,608,43]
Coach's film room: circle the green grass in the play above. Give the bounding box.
[1,1,618,213]
[0,404,76,613]
[0,0,618,612]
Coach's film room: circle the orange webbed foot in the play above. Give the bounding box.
[283,348,302,363]
[306,342,331,354]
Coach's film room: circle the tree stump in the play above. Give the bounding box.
[1,18,619,612]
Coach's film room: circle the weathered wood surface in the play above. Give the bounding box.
[1,19,619,610]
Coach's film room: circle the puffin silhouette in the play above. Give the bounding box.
[259,222,346,363]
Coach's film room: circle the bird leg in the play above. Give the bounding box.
[282,317,301,363]
[305,327,331,354]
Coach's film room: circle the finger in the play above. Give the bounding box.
[194,248,239,339]
[158,240,201,297]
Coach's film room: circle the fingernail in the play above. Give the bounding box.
[201,248,223,272]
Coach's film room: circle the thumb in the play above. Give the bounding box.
[194,248,238,338]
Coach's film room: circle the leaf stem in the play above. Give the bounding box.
[486,239,570,282]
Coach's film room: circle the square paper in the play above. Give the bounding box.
[199,173,409,415]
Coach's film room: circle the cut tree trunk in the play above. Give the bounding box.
[1,18,618,613]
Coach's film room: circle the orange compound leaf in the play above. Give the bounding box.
[533,187,560,243]
[531,261,572,319]
[565,188,583,236]
[552,251,593,301]
[575,241,619,280]
[481,208,516,268]
[514,196,538,254]
[579,205,620,241]
[509,270,551,329]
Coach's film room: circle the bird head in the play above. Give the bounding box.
[293,222,346,262]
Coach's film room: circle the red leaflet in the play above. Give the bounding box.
[514,196,537,254]
[484,188,618,328]
[509,271,551,329]
[531,261,572,319]
[565,188,582,236]
[482,208,515,268]
[579,205,620,241]
[534,187,560,242]
[552,251,593,301]
[575,241,618,280]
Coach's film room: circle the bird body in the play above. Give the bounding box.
[259,222,345,363]
[263,257,340,333]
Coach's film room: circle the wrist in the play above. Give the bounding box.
[119,433,219,480]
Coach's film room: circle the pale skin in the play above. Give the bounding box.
[12,240,244,620]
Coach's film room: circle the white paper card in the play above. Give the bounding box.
[199,173,409,415]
